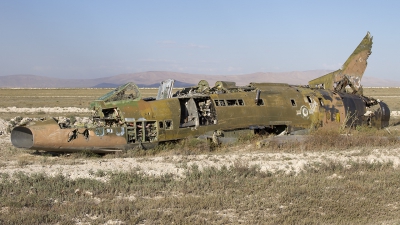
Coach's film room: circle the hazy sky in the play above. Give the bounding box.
[1,1,399,80]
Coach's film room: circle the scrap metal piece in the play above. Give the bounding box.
[156,79,175,100]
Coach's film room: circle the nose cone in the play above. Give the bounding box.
[11,127,34,149]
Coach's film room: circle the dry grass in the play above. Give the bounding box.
[0,161,399,224]
[363,87,400,111]
[0,131,400,224]
[0,87,398,109]
[0,88,163,120]
[0,88,163,108]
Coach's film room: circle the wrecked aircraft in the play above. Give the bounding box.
[11,32,390,153]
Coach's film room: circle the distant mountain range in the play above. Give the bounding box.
[0,70,399,88]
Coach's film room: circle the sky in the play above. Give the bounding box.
[1,0,400,80]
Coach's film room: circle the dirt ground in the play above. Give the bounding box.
[1,106,400,180]
[2,106,400,224]
[2,129,400,181]
[1,87,400,224]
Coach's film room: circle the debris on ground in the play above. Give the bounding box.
[0,116,93,136]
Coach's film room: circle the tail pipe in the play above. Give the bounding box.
[11,126,34,149]
[11,120,128,153]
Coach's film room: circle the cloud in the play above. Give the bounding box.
[139,59,177,63]
[157,40,176,45]
[227,66,242,72]
[184,43,210,49]
[32,66,53,72]
[156,41,210,49]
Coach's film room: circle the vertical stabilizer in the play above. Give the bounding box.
[309,32,373,93]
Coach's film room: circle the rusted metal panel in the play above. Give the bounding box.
[11,120,127,153]
[10,32,392,153]
[308,32,373,94]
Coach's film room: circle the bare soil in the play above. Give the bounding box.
[1,133,400,180]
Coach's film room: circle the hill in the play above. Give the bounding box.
[0,71,399,88]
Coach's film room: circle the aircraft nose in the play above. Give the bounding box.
[11,126,34,149]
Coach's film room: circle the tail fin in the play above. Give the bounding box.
[308,32,373,93]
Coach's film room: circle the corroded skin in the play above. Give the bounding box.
[10,32,390,153]
[11,120,127,153]
[10,82,390,153]
[309,32,373,93]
